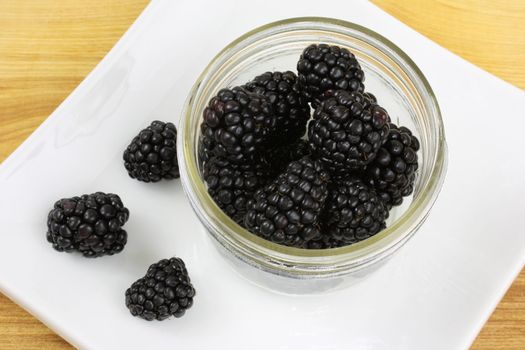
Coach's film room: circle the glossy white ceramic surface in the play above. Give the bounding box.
[0,1,524,349]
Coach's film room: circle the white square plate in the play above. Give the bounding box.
[1,1,524,349]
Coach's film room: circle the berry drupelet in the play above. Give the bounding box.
[199,87,276,165]
[313,177,388,249]
[244,71,310,143]
[244,156,330,248]
[203,156,271,224]
[297,44,365,105]
[123,120,179,182]
[46,192,129,257]
[308,90,390,174]
[364,123,420,209]
[125,257,195,321]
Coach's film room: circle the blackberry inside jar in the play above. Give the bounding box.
[197,43,420,250]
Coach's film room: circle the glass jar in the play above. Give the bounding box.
[178,17,447,293]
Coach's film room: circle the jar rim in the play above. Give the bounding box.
[179,17,447,275]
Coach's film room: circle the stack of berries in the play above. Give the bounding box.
[199,44,420,249]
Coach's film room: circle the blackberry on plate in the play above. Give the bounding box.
[203,156,271,224]
[244,71,310,143]
[244,156,330,248]
[364,123,420,209]
[199,87,276,164]
[125,257,195,321]
[312,177,387,249]
[123,120,179,182]
[308,90,390,174]
[297,44,365,105]
[46,192,129,257]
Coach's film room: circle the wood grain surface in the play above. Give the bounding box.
[0,1,523,349]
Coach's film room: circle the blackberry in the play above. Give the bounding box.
[308,90,390,174]
[123,120,179,182]
[203,156,271,224]
[364,123,420,209]
[312,177,387,249]
[46,192,129,257]
[125,257,195,321]
[200,87,276,164]
[265,139,313,174]
[244,71,310,143]
[297,44,364,105]
[244,156,330,248]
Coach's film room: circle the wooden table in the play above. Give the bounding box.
[0,1,523,348]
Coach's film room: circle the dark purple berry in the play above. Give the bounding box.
[199,87,277,164]
[363,123,420,209]
[312,177,387,248]
[203,156,271,224]
[123,120,179,182]
[46,192,129,257]
[125,257,195,321]
[243,71,310,144]
[244,156,330,248]
[297,44,365,106]
[308,90,390,174]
